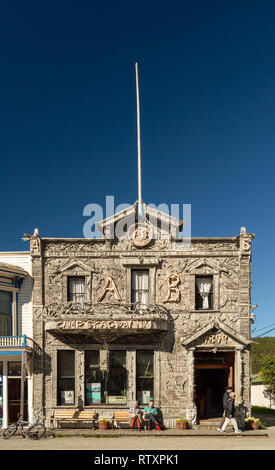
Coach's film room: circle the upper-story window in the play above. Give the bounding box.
[0,290,12,336]
[195,276,213,310]
[67,277,85,303]
[131,269,149,305]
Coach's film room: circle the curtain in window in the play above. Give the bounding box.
[131,270,149,305]
[195,277,212,309]
[68,277,85,303]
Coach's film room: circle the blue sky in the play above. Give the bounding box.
[0,1,274,335]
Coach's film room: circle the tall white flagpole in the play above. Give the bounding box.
[135,62,143,216]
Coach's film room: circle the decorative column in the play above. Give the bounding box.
[126,351,136,404]
[235,346,246,429]
[77,351,85,408]
[235,346,244,404]
[185,347,197,427]
[100,348,108,407]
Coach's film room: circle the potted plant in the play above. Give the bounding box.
[245,417,260,430]
[176,418,189,429]
[98,417,110,430]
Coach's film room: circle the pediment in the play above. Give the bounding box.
[96,201,183,240]
[58,259,94,274]
[181,320,251,348]
[186,258,229,275]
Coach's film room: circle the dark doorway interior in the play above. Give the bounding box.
[8,379,28,424]
[195,368,229,419]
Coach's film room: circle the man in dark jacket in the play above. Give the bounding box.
[218,386,232,430]
[218,392,241,433]
[223,387,232,410]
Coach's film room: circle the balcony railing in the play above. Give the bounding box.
[0,335,34,350]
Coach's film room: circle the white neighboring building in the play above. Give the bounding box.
[0,252,33,428]
[251,375,275,410]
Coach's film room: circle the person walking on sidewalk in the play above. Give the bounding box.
[218,392,242,434]
[219,386,232,428]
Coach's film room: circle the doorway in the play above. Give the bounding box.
[194,351,234,420]
[8,379,28,424]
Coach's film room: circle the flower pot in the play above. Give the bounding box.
[176,421,188,429]
[252,422,259,430]
[99,422,109,430]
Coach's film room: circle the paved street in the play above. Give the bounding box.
[0,427,274,451]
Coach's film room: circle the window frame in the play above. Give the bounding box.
[57,350,76,406]
[131,268,150,305]
[136,350,154,405]
[67,276,86,303]
[106,350,127,405]
[85,350,107,405]
[195,275,214,310]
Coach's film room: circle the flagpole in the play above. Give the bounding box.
[135,62,142,216]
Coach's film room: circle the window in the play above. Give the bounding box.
[195,276,213,310]
[85,350,106,405]
[131,269,149,305]
[0,290,12,336]
[107,351,127,404]
[136,351,154,404]
[67,277,85,303]
[57,351,75,406]
[8,362,21,376]
[0,362,2,419]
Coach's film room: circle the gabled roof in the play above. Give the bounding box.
[96,200,184,233]
[181,319,251,347]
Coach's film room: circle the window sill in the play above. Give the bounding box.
[191,309,220,313]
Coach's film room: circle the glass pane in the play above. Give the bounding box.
[86,350,99,367]
[107,351,126,404]
[195,276,213,309]
[68,277,85,302]
[0,291,12,336]
[57,351,75,405]
[136,351,154,404]
[110,350,126,367]
[85,350,106,405]
[57,350,75,377]
[0,362,2,419]
[0,291,12,314]
[8,362,21,376]
[131,269,149,304]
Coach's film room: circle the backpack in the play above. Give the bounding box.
[155,420,165,431]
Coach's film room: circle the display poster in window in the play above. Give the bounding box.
[106,395,127,404]
[61,390,74,405]
[86,383,101,404]
[142,390,151,404]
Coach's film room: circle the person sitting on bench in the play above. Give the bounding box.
[143,399,158,430]
[129,401,142,431]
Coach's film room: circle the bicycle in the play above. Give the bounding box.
[2,414,46,440]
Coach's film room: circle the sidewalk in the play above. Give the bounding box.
[50,427,269,438]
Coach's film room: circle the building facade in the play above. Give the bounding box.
[0,252,33,428]
[28,203,255,428]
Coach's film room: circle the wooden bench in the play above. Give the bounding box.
[111,411,150,429]
[51,409,78,429]
[111,411,130,429]
[76,410,97,429]
[51,409,97,429]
